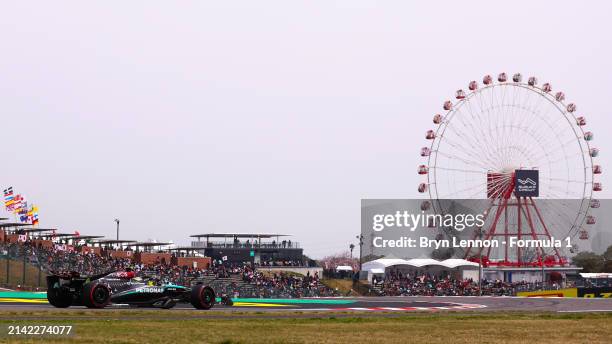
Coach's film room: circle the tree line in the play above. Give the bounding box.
[571,245,612,273]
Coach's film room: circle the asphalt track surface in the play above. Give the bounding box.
[1,296,612,317]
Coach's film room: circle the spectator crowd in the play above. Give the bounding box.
[0,242,336,298]
[240,265,334,298]
[373,270,547,296]
[3,241,570,298]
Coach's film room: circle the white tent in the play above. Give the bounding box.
[439,259,480,269]
[405,258,444,268]
[362,258,412,271]
[362,258,480,281]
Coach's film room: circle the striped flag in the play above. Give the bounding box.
[4,187,15,211]
[32,208,39,225]
[3,187,13,200]
[12,195,26,213]
[27,206,34,223]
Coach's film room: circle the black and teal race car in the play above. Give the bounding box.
[46,271,226,309]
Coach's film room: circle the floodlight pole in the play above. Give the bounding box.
[114,219,120,240]
[22,247,26,286]
[541,259,545,291]
[478,228,483,296]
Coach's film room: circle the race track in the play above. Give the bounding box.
[1,296,611,317]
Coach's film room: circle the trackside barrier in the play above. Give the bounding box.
[516,288,577,297]
[517,287,612,298]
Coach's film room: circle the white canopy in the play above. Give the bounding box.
[579,273,612,279]
[362,257,479,273]
[440,258,480,268]
[405,258,443,267]
[362,258,410,271]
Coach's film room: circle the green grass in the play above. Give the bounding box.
[321,278,357,296]
[0,311,610,343]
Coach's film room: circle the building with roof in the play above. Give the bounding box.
[190,232,303,265]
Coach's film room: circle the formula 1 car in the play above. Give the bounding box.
[46,271,223,309]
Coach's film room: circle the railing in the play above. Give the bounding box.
[190,242,301,249]
[512,282,575,293]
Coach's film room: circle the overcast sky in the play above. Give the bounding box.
[1,1,610,258]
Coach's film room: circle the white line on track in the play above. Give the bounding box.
[557,310,612,313]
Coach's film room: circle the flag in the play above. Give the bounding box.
[10,194,23,212]
[6,192,26,213]
[3,187,14,212]
[31,205,39,225]
[4,187,15,211]
[17,205,29,223]
[14,199,28,215]
[27,206,34,223]
[2,188,40,225]
[3,187,13,202]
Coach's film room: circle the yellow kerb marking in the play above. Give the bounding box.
[232,302,289,307]
[0,298,49,303]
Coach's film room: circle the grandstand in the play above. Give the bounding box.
[0,223,336,297]
[190,233,304,266]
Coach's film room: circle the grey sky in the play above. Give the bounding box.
[1,1,610,258]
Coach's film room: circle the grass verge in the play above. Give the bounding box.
[0,311,610,343]
[321,278,356,295]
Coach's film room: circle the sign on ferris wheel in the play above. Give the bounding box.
[514,170,539,197]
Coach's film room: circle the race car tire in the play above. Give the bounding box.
[82,282,111,309]
[47,285,72,308]
[190,285,215,310]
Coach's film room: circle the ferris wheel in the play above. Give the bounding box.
[417,73,601,267]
